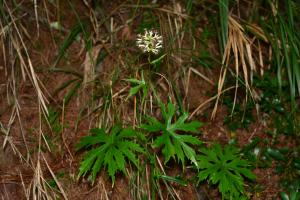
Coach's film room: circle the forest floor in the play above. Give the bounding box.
[0,0,299,200]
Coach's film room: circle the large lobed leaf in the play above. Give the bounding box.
[141,101,202,166]
[77,126,145,185]
[197,144,256,199]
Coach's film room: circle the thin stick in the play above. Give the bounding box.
[189,86,236,120]
[190,67,214,85]
[156,156,181,200]
[42,154,68,200]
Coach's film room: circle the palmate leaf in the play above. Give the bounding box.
[197,144,256,199]
[76,125,144,185]
[141,101,202,166]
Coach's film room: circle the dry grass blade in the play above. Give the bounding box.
[33,0,39,37]
[42,154,68,200]
[4,1,48,116]
[155,155,181,200]
[26,104,57,200]
[4,70,32,160]
[158,1,189,75]
[30,159,54,200]
[245,23,268,43]
[1,107,16,149]
[189,67,214,85]
[212,15,259,119]
[20,171,30,200]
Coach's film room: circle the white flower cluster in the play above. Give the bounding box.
[136,29,163,54]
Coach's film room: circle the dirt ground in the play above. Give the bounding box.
[0,0,295,199]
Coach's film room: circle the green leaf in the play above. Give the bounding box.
[121,140,145,154]
[197,144,256,199]
[159,174,187,186]
[267,148,286,161]
[280,192,290,200]
[173,139,185,164]
[118,128,136,138]
[77,125,144,185]
[236,167,256,180]
[141,101,202,166]
[118,142,139,167]
[163,136,176,163]
[128,85,143,97]
[140,116,163,132]
[125,71,148,100]
[175,120,203,133]
[150,54,166,65]
[178,135,202,145]
[181,142,198,167]
[76,128,107,150]
[124,78,144,84]
[63,81,81,106]
[112,147,126,173]
[91,153,105,181]
[53,22,87,67]
[153,134,168,148]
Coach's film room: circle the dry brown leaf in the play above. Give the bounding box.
[82,45,102,86]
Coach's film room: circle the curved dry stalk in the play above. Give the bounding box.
[212,15,261,119]
[189,86,236,120]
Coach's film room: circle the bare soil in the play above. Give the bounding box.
[0,1,294,200]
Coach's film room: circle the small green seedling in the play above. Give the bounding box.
[125,71,148,101]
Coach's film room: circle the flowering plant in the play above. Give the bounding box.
[136,29,163,54]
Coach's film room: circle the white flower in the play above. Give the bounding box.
[136,29,163,54]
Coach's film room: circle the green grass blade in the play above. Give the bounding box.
[53,23,84,67]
